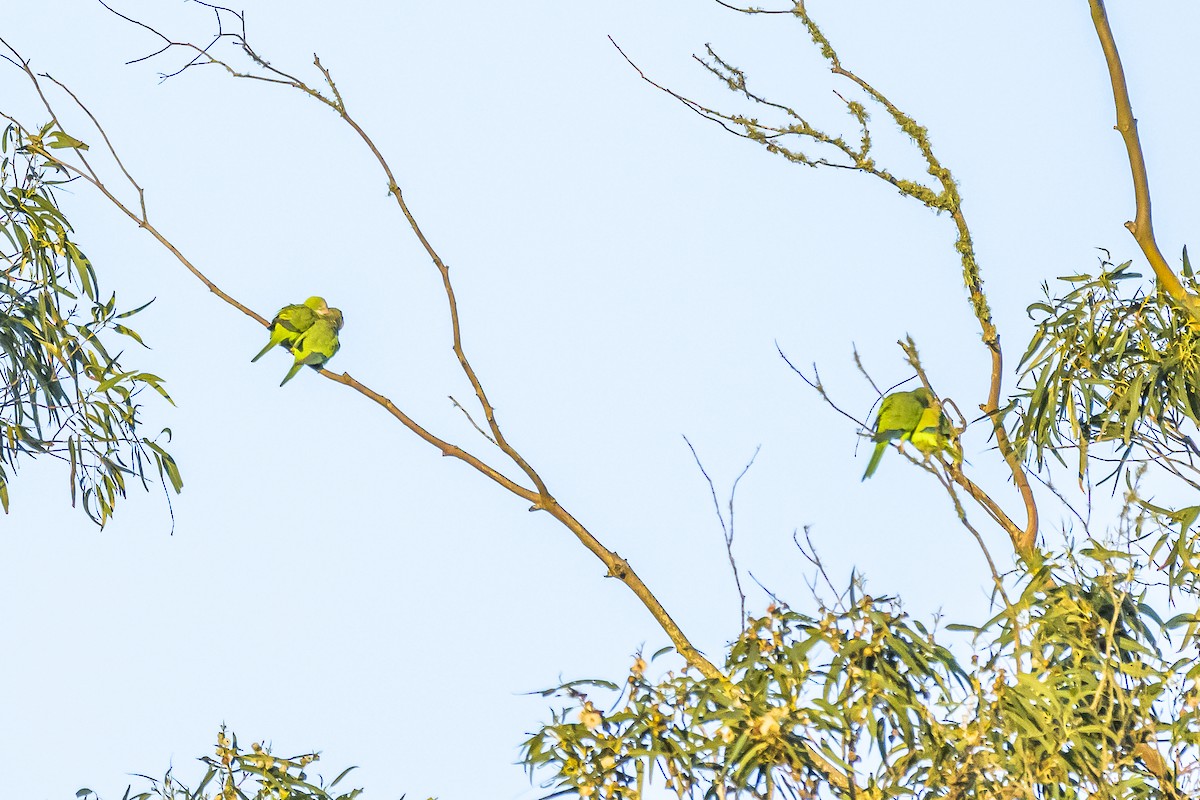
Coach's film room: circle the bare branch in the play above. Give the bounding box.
[40,73,147,220]
[20,4,732,685]
[449,395,498,446]
[775,343,871,432]
[936,473,1019,639]
[608,36,754,139]
[792,526,849,611]
[683,434,756,627]
[1087,0,1188,308]
[0,39,260,325]
[712,0,792,13]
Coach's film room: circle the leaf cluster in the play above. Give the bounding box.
[1013,254,1200,491]
[524,598,969,799]
[525,540,1200,799]
[0,121,180,523]
[977,558,1171,798]
[74,727,366,800]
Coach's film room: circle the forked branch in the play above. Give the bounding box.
[2,13,725,687]
[616,1,1040,557]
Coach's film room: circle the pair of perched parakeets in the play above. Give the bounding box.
[862,387,961,479]
[252,296,344,386]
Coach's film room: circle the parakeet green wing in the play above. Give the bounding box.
[279,317,341,386]
[862,388,931,480]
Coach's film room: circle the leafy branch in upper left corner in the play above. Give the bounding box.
[0,118,181,524]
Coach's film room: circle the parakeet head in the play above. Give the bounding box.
[325,308,345,330]
[303,296,329,312]
[912,387,934,404]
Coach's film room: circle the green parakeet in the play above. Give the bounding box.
[862,387,931,480]
[251,296,329,362]
[279,312,342,386]
[910,403,962,464]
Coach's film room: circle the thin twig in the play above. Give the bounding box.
[449,395,498,446]
[939,470,1013,611]
[727,445,761,599]
[608,37,760,140]
[40,73,146,220]
[712,0,791,13]
[683,434,755,627]
[1029,470,1091,537]
[851,344,884,398]
[775,343,871,431]
[792,526,847,611]
[747,570,785,609]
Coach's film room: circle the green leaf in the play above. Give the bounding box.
[113,323,146,346]
[95,370,134,393]
[46,131,89,150]
[328,765,360,787]
[115,297,155,318]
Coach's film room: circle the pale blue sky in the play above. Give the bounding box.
[3,3,1199,799]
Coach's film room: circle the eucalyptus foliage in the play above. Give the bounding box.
[0,121,180,524]
[524,537,1200,800]
[1014,253,1200,492]
[75,728,365,800]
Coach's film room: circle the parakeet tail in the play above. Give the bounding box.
[279,362,304,386]
[862,441,887,481]
[251,340,279,363]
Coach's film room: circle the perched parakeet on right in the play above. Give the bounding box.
[862,387,931,480]
[251,296,329,363]
[279,309,343,386]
